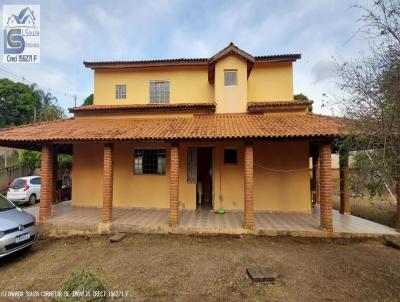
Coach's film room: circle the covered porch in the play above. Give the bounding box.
[34,201,398,237]
[0,113,398,237]
[34,138,337,232]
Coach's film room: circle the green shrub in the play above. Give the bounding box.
[58,154,72,170]
[18,150,41,173]
[55,268,109,302]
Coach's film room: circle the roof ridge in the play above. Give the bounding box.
[84,43,301,68]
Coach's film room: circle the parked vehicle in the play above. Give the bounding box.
[6,176,41,205]
[0,194,38,258]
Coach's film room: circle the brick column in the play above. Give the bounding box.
[319,142,333,231]
[39,144,55,223]
[339,151,350,214]
[244,142,254,230]
[169,143,179,227]
[52,148,58,204]
[312,155,320,205]
[102,143,114,223]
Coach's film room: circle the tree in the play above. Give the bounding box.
[58,154,72,171]
[82,94,93,106]
[0,78,65,127]
[294,93,313,112]
[336,0,400,228]
[0,79,40,127]
[19,152,72,175]
[18,150,41,175]
[0,79,67,173]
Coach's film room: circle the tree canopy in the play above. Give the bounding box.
[82,94,93,106]
[0,78,66,171]
[294,93,312,112]
[0,78,65,128]
[336,0,400,228]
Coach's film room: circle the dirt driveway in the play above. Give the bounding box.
[0,235,400,301]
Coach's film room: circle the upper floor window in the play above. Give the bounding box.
[224,70,237,87]
[149,80,170,104]
[116,84,126,99]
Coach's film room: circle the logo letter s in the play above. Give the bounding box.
[4,29,25,54]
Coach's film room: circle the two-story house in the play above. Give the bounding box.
[0,43,347,232]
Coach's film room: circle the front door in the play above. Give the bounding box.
[196,147,213,210]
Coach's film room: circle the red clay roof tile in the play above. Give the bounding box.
[69,102,216,113]
[0,114,347,143]
[247,101,313,112]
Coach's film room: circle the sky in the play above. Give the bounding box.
[0,0,372,116]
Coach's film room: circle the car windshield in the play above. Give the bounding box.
[0,195,16,211]
[10,178,26,189]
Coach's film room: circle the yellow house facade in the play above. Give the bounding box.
[0,43,346,231]
[73,43,308,213]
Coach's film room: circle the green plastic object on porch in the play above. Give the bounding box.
[216,208,225,214]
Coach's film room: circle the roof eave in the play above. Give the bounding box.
[69,102,217,114]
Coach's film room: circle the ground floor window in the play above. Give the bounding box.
[134,149,166,175]
[224,148,238,164]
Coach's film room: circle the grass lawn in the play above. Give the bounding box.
[1,235,400,301]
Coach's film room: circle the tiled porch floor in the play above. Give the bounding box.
[32,201,399,237]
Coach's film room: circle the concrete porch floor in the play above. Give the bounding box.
[34,201,399,238]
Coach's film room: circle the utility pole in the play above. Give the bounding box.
[74,94,77,107]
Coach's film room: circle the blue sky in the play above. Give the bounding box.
[0,0,370,116]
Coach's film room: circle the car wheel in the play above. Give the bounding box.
[28,194,36,205]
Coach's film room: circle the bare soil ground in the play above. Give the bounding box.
[1,235,400,301]
[333,193,397,228]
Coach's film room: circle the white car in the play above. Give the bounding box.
[6,176,41,206]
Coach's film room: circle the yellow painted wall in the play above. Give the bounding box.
[93,66,213,105]
[90,56,295,111]
[248,62,294,101]
[254,141,310,212]
[72,143,103,207]
[211,141,310,211]
[72,140,310,212]
[113,142,170,208]
[214,56,248,113]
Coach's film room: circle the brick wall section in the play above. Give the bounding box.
[244,142,254,230]
[169,144,179,226]
[39,144,54,222]
[319,143,333,231]
[102,143,114,223]
[339,151,350,214]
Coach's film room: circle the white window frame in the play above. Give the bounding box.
[149,80,170,104]
[224,70,237,87]
[134,148,166,175]
[115,84,126,100]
